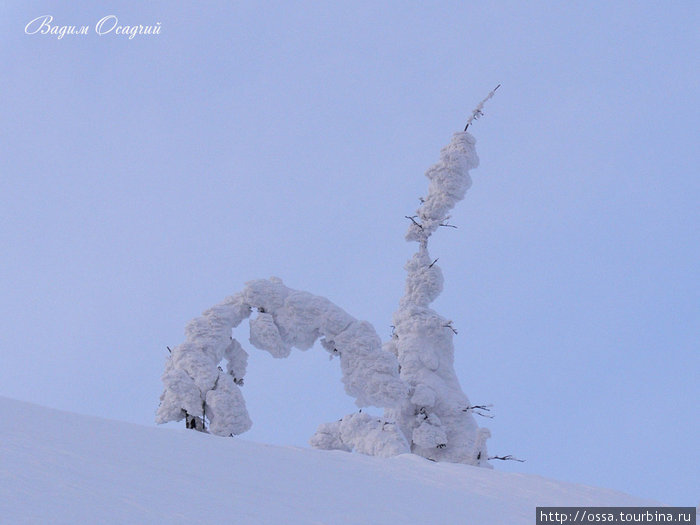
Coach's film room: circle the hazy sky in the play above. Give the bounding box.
[1,1,697,506]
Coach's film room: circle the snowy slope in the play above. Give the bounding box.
[0,397,658,525]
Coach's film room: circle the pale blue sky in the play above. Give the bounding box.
[1,1,697,506]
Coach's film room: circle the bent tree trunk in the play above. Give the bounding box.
[156,278,407,437]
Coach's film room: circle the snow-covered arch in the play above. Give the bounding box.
[156,277,408,437]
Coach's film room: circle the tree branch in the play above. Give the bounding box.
[405,215,423,229]
[443,321,458,335]
[464,84,500,131]
[462,404,494,418]
[488,455,525,462]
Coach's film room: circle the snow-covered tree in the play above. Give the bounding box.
[380,129,492,466]
[310,128,493,466]
[157,90,497,467]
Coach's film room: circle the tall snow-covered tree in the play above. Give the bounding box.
[157,90,497,466]
[311,88,499,464]
[381,129,491,466]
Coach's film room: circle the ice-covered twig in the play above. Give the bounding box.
[488,454,525,462]
[464,84,500,131]
[462,404,494,418]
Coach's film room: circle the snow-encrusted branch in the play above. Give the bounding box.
[464,84,500,131]
[488,455,525,463]
[157,277,408,437]
[462,404,494,418]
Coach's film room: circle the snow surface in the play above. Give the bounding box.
[1,396,660,525]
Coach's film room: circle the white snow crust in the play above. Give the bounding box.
[1,397,661,525]
[310,412,409,458]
